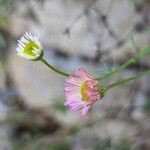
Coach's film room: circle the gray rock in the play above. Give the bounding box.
[8,47,63,109]
[7,0,149,62]
[72,120,136,150]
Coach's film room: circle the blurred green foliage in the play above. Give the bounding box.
[12,138,25,150]
[0,0,10,5]
[143,98,150,114]
[52,98,67,113]
[12,136,71,150]
[0,33,6,48]
[144,28,150,33]
[48,140,71,150]
[92,138,132,150]
[110,141,132,150]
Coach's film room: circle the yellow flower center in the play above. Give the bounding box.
[80,82,89,100]
[23,40,41,56]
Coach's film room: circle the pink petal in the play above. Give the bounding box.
[74,68,93,79]
[64,67,101,116]
[80,106,91,116]
[65,100,84,112]
[65,93,81,100]
[64,100,82,106]
[65,76,82,86]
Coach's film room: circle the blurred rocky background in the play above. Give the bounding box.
[0,0,150,149]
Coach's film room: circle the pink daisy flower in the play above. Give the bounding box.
[64,68,101,116]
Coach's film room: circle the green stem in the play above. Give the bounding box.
[96,47,150,80]
[104,70,150,92]
[96,58,135,80]
[41,58,70,77]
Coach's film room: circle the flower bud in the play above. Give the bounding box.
[16,32,43,60]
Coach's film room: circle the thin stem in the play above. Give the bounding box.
[41,58,70,77]
[96,58,135,80]
[104,70,150,92]
[96,47,150,80]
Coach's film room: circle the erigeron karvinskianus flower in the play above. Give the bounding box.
[64,68,101,116]
[17,32,43,60]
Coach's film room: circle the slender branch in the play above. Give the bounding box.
[41,58,70,77]
[96,47,150,80]
[104,70,150,92]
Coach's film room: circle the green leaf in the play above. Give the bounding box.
[130,33,137,50]
[100,60,111,72]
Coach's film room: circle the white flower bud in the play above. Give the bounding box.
[16,32,43,60]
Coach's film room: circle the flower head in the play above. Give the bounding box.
[16,32,43,60]
[64,68,101,116]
